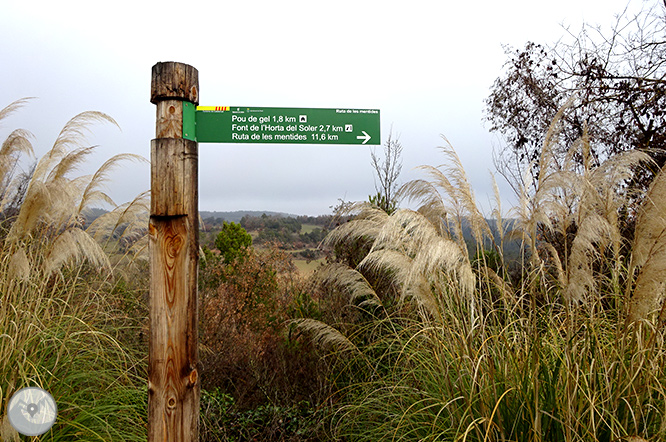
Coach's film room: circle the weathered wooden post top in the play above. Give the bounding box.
[149,61,200,442]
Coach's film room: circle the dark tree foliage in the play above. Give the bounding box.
[486,2,666,195]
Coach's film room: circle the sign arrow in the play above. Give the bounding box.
[357,131,371,144]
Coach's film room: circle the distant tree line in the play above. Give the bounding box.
[240,214,329,248]
[200,213,333,250]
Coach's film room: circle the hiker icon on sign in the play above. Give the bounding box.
[299,115,307,123]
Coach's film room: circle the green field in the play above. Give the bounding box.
[293,257,325,275]
[300,224,320,234]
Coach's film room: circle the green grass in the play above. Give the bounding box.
[325,305,665,441]
[0,237,147,442]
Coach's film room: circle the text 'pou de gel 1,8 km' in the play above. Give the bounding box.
[187,106,380,145]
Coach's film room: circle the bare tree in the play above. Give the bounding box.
[486,1,666,197]
[370,132,403,214]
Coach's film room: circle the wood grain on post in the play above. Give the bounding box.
[149,61,200,442]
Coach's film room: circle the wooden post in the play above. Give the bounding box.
[149,61,200,442]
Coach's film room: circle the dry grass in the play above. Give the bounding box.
[627,163,666,322]
[0,99,148,441]
[300,104,666,441]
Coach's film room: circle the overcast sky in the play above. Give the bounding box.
[0,0,645,216]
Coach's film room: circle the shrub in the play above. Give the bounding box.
[215,221,253,264]
[199,245,330,416]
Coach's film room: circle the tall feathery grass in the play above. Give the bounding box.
[296,109,666,441]
[0,99,148,441]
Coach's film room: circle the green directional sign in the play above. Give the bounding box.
[189,106,380,145]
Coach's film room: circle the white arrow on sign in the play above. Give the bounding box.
[356,131,371,144]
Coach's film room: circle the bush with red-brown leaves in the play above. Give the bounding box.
[199,244,330,412]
